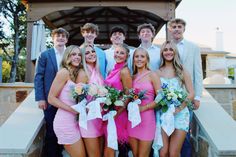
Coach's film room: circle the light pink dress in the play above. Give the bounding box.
[104,62,129,144]
[80,65,104,138]
[53,80,81,144]
[127,71,156,141]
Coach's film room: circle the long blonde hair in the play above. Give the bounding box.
[132,47,150,75]
[80,44,101,79]
[159,41,184,84]
[60,45,83,82]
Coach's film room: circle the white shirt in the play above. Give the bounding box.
[54,46,66,70]
[137,44,161,71]
[176,39,185,63]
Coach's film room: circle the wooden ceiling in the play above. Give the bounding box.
[23,0,181,47]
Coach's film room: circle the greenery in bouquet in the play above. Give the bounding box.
[71,83,89,103]
[103,86,125,112]
[125,88,146,101]
[155,83,190,113]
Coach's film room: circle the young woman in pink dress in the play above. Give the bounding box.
[127,47,161,157]
[77,44,104,157]
[104,44,132,157]
[48,45,86,157]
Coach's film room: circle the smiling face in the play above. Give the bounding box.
[138,28,154,43]
[69,48,82,67]
[133,48,149,69]
[52,33,68,47]
[162,43,175,62]
[110,31,125,45]
[85,45,97,65]
[81,30,97,44]
[114,45,128,63]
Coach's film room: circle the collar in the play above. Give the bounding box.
[54,46,66,55]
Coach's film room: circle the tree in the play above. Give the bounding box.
[0,0,26,82]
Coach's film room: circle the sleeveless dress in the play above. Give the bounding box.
[127,71,156,141]
[80,65,104,138]
[104,62,129,144]
[160,77,190,132]
[53,80,81,144]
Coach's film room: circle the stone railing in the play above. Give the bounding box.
[0,90,44,157]
[0,83,34,126]
[192,89,236,157]
[204,84,236,120]
[1,88,236,157]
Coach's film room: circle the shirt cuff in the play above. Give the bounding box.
[194,96,201,101]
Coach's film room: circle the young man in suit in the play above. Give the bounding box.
[168,18,203,157]
[34,28,69,157]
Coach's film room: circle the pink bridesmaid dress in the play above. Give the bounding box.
[80,65,104,138]
[127,71,156,141]
[104,62,129,144]
[53,80,82,144]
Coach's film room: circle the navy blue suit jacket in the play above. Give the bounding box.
[34,48,58,104]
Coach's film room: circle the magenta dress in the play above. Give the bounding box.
[80,65,104,138]
[127,71,156,141]
[53,80,81,144]
[104,62,129,144]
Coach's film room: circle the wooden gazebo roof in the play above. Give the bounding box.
[23,0,181,46]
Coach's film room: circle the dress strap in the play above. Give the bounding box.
[134,71,151,83]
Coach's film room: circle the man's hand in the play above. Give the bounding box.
[193,100,200,110]
[38,100,47,110]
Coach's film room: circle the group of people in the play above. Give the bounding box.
[34,18,203,157]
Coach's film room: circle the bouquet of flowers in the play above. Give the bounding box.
[86,83,108,120]
[72,83,89,103]
[125,88,146,101]
[126,88,147,128]
[155,83,189,113]
[87,83,108,98]
[103,86,125,112]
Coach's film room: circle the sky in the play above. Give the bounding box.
[156,0,236,53]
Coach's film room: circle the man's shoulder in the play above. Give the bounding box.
[184,39,199,48]
[41,48,55,56]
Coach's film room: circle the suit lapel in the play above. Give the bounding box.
[48,48,58,72]
[182,40,190,64]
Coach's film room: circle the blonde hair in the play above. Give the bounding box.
[81,44,101,79]
[159,41,184,83]
[132,47,150,75]
[60,45,83,81]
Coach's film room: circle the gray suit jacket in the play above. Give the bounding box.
[181,39,203,99]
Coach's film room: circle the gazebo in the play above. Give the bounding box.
[23,0,181,82]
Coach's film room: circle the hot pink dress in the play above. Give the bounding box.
[127,71,156,141]
[104,62,129,144]
[53,80,81,144]
[80,65,104,138]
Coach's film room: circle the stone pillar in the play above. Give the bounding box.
[232,100,236,120]
[25,22,35,83]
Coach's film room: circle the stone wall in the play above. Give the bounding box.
[0,83,34,125]
[204,84,236,118]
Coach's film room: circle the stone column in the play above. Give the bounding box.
[232,100,236,120]
[25,22,35,83]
